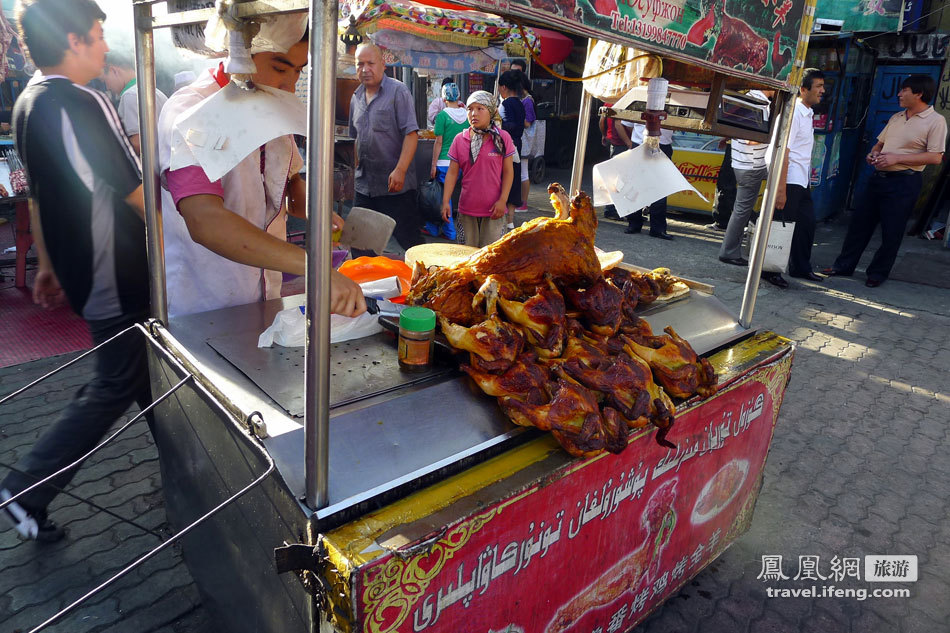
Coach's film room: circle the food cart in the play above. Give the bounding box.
[38,1,814,632]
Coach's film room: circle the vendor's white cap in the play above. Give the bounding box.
[204,10,308,56]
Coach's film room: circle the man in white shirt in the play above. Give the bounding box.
[768,68,825,288]
[718,90,773,266]
[102,50,168,155]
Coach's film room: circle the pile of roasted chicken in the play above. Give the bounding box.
[407,184,717,458]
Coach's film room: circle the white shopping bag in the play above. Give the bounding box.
[760,220,796,274]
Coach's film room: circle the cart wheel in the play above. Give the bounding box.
[529,156,545,184]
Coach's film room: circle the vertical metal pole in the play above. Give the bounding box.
[305,0,337,510]
[739,91,795,328]
[570,40,595,194]
[133,2,167,324]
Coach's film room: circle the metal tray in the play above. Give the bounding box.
[207,330,455,417]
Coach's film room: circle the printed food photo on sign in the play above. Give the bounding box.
[691,458,749,525]
[568,0,804,79]
[546,479,679,633]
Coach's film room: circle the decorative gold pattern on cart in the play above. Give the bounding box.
[361,493,528,633]
[751,353,794,412]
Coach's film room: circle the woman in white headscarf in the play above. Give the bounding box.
[158,15,364,317]
[424,81,467,240]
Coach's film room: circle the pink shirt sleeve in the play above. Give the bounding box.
[165,165,225,209]
[447,130,467,164]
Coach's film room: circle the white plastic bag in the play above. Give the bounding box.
[257,277,403,348]
[258,306,306,348]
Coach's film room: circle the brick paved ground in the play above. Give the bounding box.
[2,172,949,632]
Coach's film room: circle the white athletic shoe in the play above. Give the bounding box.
[1,488,65,542]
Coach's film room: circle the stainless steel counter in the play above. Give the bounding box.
[162,289,747,523]
[165,295,524,522]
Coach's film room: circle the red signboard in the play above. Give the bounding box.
[354,348,792,633]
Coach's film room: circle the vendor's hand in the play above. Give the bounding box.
[866,151,880,166]
[441,201,452,223]
[774,190,787,210]
[388,167,407,193]
[331,211,344,233]
[330,269,366,317]
[0,183,8,197]
[33,269,66,310]
[490,200,507,220]
[872,153,900,169]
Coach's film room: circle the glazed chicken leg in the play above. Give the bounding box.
[440,314,524,374]
[624,327,718,399]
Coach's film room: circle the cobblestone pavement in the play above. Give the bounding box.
[2,172,949,632]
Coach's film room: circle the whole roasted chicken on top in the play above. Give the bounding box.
[407,184,717,458]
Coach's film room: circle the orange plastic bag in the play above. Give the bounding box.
[338,256,413,303]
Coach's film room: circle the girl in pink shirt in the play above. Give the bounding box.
[441,91,515,247]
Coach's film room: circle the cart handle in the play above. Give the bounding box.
[26,449,275,633]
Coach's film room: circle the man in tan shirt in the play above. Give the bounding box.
[824,75,946,287]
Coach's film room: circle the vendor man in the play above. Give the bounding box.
[159,17,365,317]
[349,43,424,250]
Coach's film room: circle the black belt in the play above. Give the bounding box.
[873,169,917,178]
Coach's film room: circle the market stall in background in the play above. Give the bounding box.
[13,0,815,632]
[336,0,578,184]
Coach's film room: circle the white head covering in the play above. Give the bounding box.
[204,5,308,75]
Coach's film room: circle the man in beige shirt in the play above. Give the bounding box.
[824,75,946,287]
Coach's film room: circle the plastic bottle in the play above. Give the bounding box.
[398,307,436,371]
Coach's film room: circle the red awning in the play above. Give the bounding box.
[532,27,573,65]
[418,0,472,9]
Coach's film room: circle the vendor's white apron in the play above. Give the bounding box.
[158,72,303,317]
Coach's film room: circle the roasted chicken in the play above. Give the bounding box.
[605,266,661,309]
[409,183,718,459]
[497,278,567,358]
[562,277,624,337]
[560,355,654,430]
[439,314,524,374]
[407,184,601,325]
[500,376,625,457]
[624,326,718,399]
[460,352,549,405]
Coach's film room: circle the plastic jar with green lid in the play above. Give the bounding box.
[398,307,436,371]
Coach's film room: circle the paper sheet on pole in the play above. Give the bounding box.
[592,144,707,217]
[169,82,307,182]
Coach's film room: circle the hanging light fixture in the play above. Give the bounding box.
[340,16,363,51]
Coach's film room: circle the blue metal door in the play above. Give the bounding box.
[849,64,941,205]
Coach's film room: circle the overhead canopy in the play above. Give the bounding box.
[340,0,580,67]
[397,0,816,91]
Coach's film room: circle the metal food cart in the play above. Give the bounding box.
[46,1,816,632]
